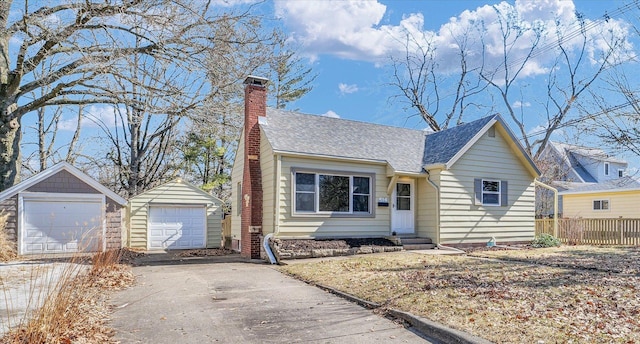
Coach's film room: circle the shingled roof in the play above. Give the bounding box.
[260,109,537,175]
[559,176,640,195]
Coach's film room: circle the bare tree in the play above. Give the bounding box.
[0,0,263,191]
[388,23,490,132]
[389,3,629,157]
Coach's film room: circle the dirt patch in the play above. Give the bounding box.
[272,238,401,259]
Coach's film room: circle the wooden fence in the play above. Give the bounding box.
[535,218,640,245]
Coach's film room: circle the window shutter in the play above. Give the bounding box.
[474,178,482,205]
[501,180,508,207]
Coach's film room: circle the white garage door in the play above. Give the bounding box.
[148,206,206,250]
[22,196,103,255]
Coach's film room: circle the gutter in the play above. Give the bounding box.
[534,179,558,237]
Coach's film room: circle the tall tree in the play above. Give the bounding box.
[0,0,260,191]
[388,3,630,158]
[269,35,317,110]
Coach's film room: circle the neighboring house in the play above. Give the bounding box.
[127,179,223,250]
[559,177,640,219]
[0,162,126,255]
[230,76,541,258]
[540,141,638,218]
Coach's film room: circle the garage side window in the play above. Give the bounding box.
[593,199,609,211]
[293,170,373,216]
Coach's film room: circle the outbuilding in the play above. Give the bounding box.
[0,162,126,255]
[127,179,223,250]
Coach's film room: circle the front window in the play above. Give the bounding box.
[593,200,609,211]
[294,171,372,215]
[604,162,610,176]
[482,180,501,206]
[618,169,624,178]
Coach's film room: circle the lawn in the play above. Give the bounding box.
[279,247,640,344]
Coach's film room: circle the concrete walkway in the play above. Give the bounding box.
[110,257,436,343]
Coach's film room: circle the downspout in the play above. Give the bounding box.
[534,179,558,237]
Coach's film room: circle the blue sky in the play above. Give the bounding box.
[264,0,638,166]
[14,0,639,171]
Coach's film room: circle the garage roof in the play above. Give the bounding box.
[0,162,126,205]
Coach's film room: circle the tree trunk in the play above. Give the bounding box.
[0,108,21,191]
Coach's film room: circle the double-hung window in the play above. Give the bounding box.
[474,178,507,207]
[593,199,609,211]
[294,171,372,215]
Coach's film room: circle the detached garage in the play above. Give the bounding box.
[127,179,222,250]
[0,162,126,255]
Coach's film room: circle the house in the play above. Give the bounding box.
[559,177,640,218]
[539,141,639,218]
[0,162,126,255]
[231,76,541,258]
[127,179,223,250]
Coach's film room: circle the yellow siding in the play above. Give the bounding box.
[260,130,275,234]
[128,180,222,249]
[562,191,640,218]
[416,174,438,241]
[230,131,245,243]
[439,125,536,244]
[276,156,391,238]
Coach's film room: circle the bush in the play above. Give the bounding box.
[532,233,561,248]
[0,211,17,261]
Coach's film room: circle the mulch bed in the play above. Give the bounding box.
[276,238,397,251]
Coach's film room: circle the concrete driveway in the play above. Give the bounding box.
[109,256,434,343]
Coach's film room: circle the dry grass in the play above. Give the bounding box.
[469,245,640,274]
[279,250,640,344]
[1,249,134,344]
[0,212,16,262]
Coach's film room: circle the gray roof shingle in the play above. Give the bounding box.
[559,176,640,194]
[261,109,499,173]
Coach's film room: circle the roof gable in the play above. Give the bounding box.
[0,162,126,205]
[131,178,222,203]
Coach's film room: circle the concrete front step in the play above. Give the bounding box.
[403,243,437,250]
[400,237,433,245]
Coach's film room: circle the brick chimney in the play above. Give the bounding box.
[241,76,268,259]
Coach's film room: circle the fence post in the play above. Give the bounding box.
[619,218,623,245]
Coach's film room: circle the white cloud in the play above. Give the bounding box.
[338,83,359,95]
[513,101,531,108]
[59,105,120,131]
[322,110,341,118]
[275,0,631,79]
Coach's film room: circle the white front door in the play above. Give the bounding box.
[392,181,415,235]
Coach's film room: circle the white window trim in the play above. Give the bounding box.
[292,169,374,217]
[482,179,501,207]
[604,162,610,176]
[593,199,610,211]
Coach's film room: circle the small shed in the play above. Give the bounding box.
[127,179,222,250]
[0,162,126,255]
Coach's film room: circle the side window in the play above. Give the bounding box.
[474,179,508,206]
[593,200,609,211]
[236,182,242,215]
[604,162,610,176]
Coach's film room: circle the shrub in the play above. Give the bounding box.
[532,233,561,248]
[0,211,17,261]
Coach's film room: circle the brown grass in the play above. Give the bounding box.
[279,250,640,344]
[0,212,16,262]
[1,249,134,344]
